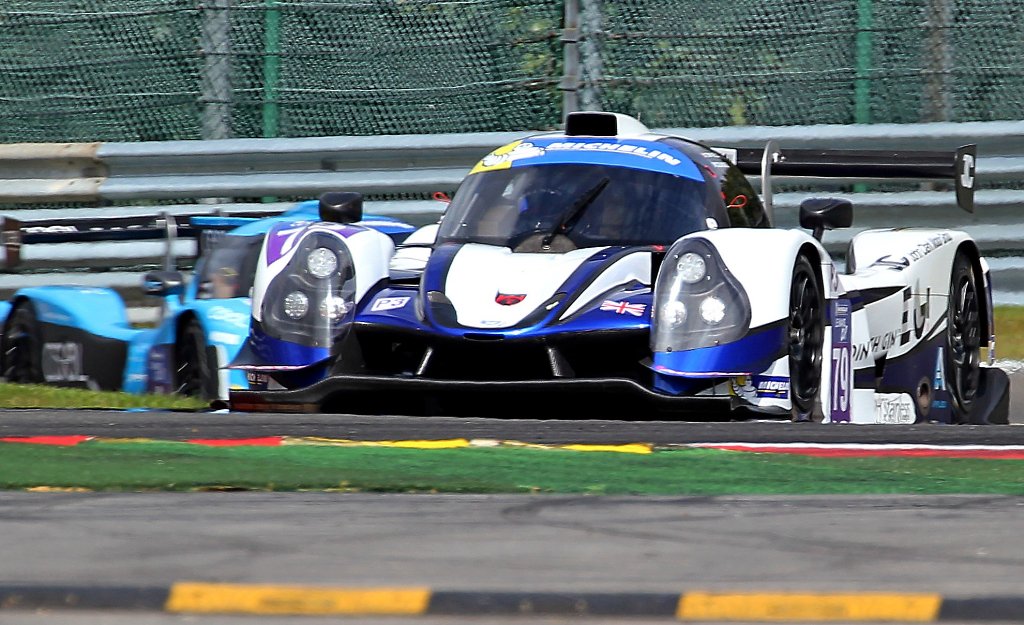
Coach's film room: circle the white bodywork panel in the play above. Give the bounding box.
[559,250,652,320]
[444,244,605,329]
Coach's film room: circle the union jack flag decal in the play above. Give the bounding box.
[599,299,646,316]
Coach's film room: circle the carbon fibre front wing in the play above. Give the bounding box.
[228,375,746,419]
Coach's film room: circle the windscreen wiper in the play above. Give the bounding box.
[540,177,610,248]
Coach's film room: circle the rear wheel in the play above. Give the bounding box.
[175,318,214,399]
[2,301,43,383]
[788,256,824,421]
[946,252,981,423]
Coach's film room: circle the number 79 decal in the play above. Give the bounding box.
[830,299,852,422]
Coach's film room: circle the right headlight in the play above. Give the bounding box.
[651,238,751,352]
[676,252,707,284]
[261,231,356,348]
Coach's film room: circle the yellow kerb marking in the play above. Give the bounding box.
[676,592,942,622]
[561,443,652,454]
[166,583,431,615]
[284,437,469,449]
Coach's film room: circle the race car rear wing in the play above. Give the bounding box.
[0,209,285,270]
[721,144,977,221]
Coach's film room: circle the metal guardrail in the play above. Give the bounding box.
[3,120,1024,203]
[1,120,1022,304]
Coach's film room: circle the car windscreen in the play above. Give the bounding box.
[196,234,263,299]
[436,163,709,249]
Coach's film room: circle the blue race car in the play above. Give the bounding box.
[0,201,414,400]
[229,112,1008,424]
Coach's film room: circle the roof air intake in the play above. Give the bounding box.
[565,112,619,137]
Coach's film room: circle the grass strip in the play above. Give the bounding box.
[994,305,1024,360]
[2,441,1024,494]
[0,383,208,410]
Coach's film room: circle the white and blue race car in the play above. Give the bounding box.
[0,201,414,400]
[229,111,1008,424]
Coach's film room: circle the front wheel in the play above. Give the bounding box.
[2,301,43,384]
[946,252,981,423]
[788,256,825,421]
[175,318,215,399]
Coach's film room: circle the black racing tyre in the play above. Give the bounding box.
[175,317,214,399]
[2,300,43,384]
[946,251,981,423]
[788,255,825,421]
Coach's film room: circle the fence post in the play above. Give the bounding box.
[560,0,581,121]
[262,0,281,138]
[579,0,604,111]
[854,0,872,125]
[200,0,233,140]
[923,0,953,122]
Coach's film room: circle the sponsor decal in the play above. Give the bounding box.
[933,347,946,391]
[208,306,249,328]
[246,371,270,390]
[478,141,546,170]
[874,393,916,424]
[830,299,852,422]
[370,296,410,312]
[960,153,976,189]
[754,377,789,399]
[599,299,646,317]
[872,232,953,270]
[730,375,790,400]
[264,223,357,265]
[147,345,173,393]
[853,329,900,362]
[470,138,696,177]
[544,141,682,166]
[852,286,928,361]
[495,293,527,306]
[42,342,86,383]
[900,283,929,345]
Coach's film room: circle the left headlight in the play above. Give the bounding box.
[651,238,751,352]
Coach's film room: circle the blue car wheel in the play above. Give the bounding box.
[175,318,213,399]
[2,301,43,384]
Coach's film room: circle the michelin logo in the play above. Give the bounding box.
[731,375,789,400]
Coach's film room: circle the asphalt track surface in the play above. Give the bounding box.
[3,374,1024,624]
[3,494,1024,624]
[1,410,1023,444]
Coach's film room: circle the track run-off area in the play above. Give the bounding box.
[3,367,1024,624]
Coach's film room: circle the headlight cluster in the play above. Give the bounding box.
[261,232,356,348]
[652,238,751,352]
[307,247,339,279]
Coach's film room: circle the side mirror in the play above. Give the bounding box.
[799,198,853,241]
[319,191,363,224]
[143,270,185,297]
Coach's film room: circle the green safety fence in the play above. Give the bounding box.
[0,0,1021,142]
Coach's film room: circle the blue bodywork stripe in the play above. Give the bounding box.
[504,138,702,180]
[652,323,787,378]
